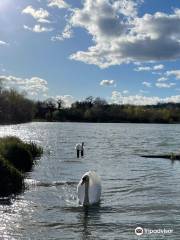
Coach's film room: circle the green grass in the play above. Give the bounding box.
[24,141,43,159]
[0,136,43,172]
[0,155,24,196]
[0,136,43,196]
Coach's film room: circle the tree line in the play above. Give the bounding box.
[0,88,35,124]
[1,88,180,124]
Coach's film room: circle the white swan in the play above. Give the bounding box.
[77,171,101,206]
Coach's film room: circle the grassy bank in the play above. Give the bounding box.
[0,136,43,197]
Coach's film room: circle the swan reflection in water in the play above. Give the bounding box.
[79,204,101,240]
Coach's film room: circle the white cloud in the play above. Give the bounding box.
[166,70,180,79]
[51,24,73,41]
[155,82,176,88]
[24,24,53,33]
[152,72,162,76]
[134,64,164,72]
[142,81,151,87]
[68,1,180,68]
[157,77,168,82]
[0,75,48,97]
[100,79,115,86]
[0,41,8,46]
[22,6,52,33]
[111,91,180,105]
[47,0,70,9]
[135,66,151,71]
[22,5,49,20]
[153,64,164,70]
[113,0,142,18]
[38,18,51,23]
[55,95,75,107]
[111,91,158,105]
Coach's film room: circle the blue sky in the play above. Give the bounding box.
[0,0,180,106]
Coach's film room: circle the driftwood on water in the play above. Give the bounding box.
[141,154,180,160]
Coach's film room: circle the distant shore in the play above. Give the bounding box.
[1,88,180,125]
[32,120,180,124]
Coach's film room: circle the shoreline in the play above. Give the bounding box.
[1,121,180,126]
[23,120,180,124]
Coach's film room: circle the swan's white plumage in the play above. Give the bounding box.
[77,171,101,205]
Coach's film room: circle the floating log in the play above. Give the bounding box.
[141,154,180,160]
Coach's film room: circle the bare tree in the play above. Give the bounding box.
[57,98,64,110]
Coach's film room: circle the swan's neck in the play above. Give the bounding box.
[83,181,89,206]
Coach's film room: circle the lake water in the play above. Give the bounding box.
[0,122,180,239]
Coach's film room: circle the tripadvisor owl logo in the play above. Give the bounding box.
[135,227,144,236]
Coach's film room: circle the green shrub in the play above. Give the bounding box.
[0,136,23,145]
[0,142,33,172]
[0,136,43,172]
[24,141,43,159]
[0,156,24,196]
[0,136,43,196]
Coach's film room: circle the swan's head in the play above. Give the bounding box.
[81,175,89,186]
